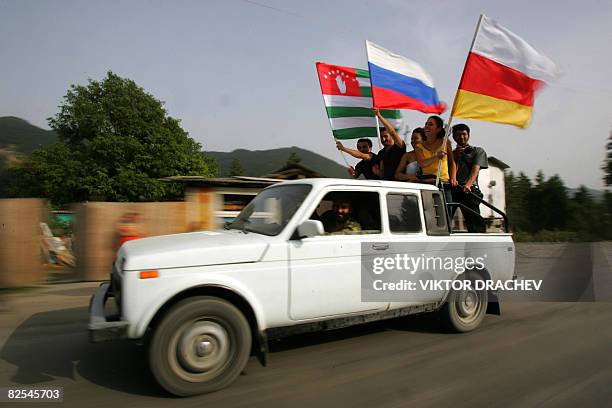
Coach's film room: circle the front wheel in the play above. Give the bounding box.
[440,271,488,332]
[149,296,252,396]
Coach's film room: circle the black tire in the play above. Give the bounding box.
[440,271,488,333]
[149,296,252,396]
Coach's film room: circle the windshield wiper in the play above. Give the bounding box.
[226,216,251,233]
[241,219,251,234]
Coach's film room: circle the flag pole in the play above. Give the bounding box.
[434,14,485,187]
[365,40,383,152]
[336,140,351,167]
[375,116,382,150]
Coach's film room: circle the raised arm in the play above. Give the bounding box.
[336,141,372,161]
[374,108,405,149]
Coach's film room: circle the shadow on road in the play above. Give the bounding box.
[0,307,165,397]
[269,312,450,353]
[1,305,452,397]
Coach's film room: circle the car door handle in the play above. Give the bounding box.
[372,243,389,250]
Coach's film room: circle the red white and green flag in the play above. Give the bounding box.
[316,62,402,140]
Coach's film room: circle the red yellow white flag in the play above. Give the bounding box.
[451,15,561,128]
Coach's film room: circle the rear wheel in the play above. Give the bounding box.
[440,271,488,332]
[149,296,251,396]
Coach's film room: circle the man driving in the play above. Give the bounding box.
[320,195,362,234]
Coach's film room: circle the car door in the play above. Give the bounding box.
[382,189,461,306]
[288,188,389,321]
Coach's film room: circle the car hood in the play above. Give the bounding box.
[119,230,270,271]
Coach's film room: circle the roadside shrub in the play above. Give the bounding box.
[514,230,579,242]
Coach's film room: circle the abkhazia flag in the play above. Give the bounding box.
[451,14,561,128]
[316,62,402,140]
[365,40,446,114]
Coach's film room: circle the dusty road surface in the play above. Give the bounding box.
[0,242,611,407]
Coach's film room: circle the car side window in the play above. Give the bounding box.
[310,191,381,235]
[386,193,421,233]
[421,190,449,235]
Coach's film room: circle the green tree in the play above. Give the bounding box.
[9,72,216,205]
[527,173,569,231]
[286,152,302,165]
[229,159,244,177]
[526,170,547,232]
[567,186,606,241]
[542,175,569,230]
[603,191,612,239]
[505,171,532,232]
[604,129,612,186]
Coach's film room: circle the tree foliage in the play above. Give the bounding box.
[229,159,244,177]
[286,152,302,165]
[604,129,612,186]
[505,172,532,231]
[505,171,612,241]
[6,72,216,205]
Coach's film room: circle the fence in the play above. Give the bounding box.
[73,202,188,281]
[0,199,46,287]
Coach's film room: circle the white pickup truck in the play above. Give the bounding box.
[89,178,515,396]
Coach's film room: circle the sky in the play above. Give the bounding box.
[1,0,611,189]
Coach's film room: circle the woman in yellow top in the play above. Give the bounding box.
[416,115,457,202]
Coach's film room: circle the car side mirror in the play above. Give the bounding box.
[297,220,324,238]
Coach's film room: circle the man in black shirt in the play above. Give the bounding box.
[373,108,406,181]
[451,123,488,233]
[336,138,380,179]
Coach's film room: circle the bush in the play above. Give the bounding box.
[513,230,579,242]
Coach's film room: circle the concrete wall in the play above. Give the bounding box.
[0,199,46,287]
[73,202,188,281]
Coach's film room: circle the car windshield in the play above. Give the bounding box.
[226,184,312,236]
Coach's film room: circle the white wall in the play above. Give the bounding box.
[478,167,506,218]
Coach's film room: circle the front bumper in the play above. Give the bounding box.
[88,282,129,342]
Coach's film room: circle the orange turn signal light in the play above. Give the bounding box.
[139,270,159,279]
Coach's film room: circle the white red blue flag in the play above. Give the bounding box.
[365,40,446,114]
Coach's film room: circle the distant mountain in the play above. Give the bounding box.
[0,117,347,177]
[0,116,58,166]
[206,146,349,178]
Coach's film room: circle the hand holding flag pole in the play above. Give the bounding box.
[436,13,561,186]
[315,61,404,175]
[434,14,485,187]
[365,40,446,182]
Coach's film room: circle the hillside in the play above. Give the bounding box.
[0,116,58,154]
[206,146,348,178]
[0,117,347,177]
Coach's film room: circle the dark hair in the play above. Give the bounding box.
[412,127,425,139]
[428,115,445,138]
[357,138,372,147]
[330,192,352,205]
[452,123,470,136]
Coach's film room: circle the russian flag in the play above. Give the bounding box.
[365,41,446,114]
